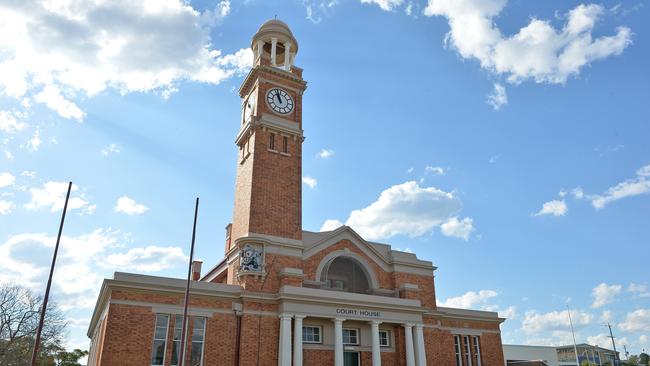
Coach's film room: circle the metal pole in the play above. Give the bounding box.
[178,197,199,366]
[30,181,72,366]
[606,322,620,366]
[567,305,581,366]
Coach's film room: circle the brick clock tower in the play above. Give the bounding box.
[227,20,307,287]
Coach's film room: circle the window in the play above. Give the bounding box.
[151,314,169,366]
[472,336,482,366]
[454,335,462,366]
[326,279,344,290]
[191,317,206,366]
[170,316,206,366]
[282,136,288,153]
[464,335,473,366]
[343,328,359,345]
[379,330,390,347]
[302,326,322,344]
[269,133,275,150]
[171,315,183,366]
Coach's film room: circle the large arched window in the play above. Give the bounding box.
[319,257,371,294]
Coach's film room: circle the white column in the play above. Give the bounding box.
[404,323,415,366]
[284,42,292,69]
[370,321,382,366]
[278,314,292,366]
[256,40,264,61]
[271,37,278,66]
[414,324,427,366]
[333,318,344,366]
[293,315,305,366]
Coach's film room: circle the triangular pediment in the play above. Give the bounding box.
[302,225,393,272]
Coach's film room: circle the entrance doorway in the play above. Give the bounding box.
[344,351,359,366]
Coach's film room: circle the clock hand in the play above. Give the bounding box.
[276,90,282,104]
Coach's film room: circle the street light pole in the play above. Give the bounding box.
[605,322,620,366]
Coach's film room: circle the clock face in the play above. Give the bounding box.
[266,88,294,114]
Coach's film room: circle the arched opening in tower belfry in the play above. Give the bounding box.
[320,256,371,294]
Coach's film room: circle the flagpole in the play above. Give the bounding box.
[567,304,580,366]
[179,197,199,366]
[30,181,72,366]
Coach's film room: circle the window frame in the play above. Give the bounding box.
[302,325,323,344]
[472,336,482,366]
[151,314,169,366]
[378,329,391,347]
[342,328,359,346]
[282,136,288,154]
[454,335,462,366]
[190,316,206,366]
[463,335,473,366]
[269,133,275,150]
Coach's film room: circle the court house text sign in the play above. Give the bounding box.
[336,308,381,318]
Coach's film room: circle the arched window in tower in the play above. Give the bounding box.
[282,136,288,153]
[319,257,371,294]
[269,133,275,150]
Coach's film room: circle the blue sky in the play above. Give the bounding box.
[0,0,649,355]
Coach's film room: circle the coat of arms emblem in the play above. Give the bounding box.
[240,244,263,272]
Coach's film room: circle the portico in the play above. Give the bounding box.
[277,285,428,366]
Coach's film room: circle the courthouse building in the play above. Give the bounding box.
[86,20,506,366]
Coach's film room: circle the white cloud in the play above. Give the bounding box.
[535,199,568,217]
[522,309,593,334]
[361,0,404,11]
[27,130,42,151]
[489,155,500,164]
[439,290,498,309]
[586,333,624,348]
[0,200,14,215]
[339,181,468,240]
[440,216,474,240]
[0,229,187,310]
[0,172,15,188]
[101,246,186,272]
[21,170,36,178]
[487,83,507,110]
[101,143,120,156]
[0,110,27,133]
[591,283,622,308]
[425,166,445,175]
[114,196,148,215]
[628,283,650,297]
[318,148,335,159]
[25,181,92,213]
[0,0,248,120]
[320,219,343,231]
[589,164,650,209]
[34,85,85,121]
[619,309,650,332]
[424,1,632,86]
[499,306,517,320]
[302,176,318,189]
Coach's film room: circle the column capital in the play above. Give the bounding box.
[279,313,293,320]
[414,323,424,329]
[369,320,382,326]
[403,323,415,329]
[294,314,307,320]
[333,318,346,323]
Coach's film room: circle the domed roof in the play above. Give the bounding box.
[251,19,299,53]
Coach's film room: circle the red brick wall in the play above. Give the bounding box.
[231,67,306,243]
[98,303,155,366]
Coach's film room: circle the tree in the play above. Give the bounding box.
[0,284,67,366]
[54,348,88,366]
[639,353,650,366]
